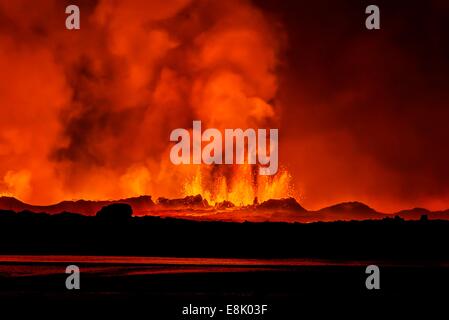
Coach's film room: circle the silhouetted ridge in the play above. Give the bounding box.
[0,197,29,212]
[315,201,381,221]
[257,198,306,212]
[395,208,431,219]
[318,201,376,214]
[0,195,153,215]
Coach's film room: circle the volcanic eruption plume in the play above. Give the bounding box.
[0,0,293,205]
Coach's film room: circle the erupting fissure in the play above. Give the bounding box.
[183,166,293,206]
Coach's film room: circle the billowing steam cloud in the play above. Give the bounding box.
[2,0,449,212]
[0,0,289,204]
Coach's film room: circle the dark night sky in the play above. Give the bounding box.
[256,0,449,211]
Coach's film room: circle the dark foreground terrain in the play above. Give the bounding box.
[0,206,448,317]
[0,205,448,260]
[0,259,448,317]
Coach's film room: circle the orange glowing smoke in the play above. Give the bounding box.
[2,1,449,213]
[0,0,292,205]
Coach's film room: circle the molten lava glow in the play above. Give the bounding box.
[1,1,448,213]
[183,165,293,206]
[0,0,287,205]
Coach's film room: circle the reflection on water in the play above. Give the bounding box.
[0,255,367,266]
[0,255,439,277]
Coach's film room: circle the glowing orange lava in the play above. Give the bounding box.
[183,165,293,206]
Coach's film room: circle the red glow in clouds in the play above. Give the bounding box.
[0,0,448,213]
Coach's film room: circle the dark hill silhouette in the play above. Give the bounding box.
[396,207,432,220]
[315,201,381,221]
[257,197,306,212]
[0,197,29,212]
[395,208,449,220]
[254,198,312,222]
